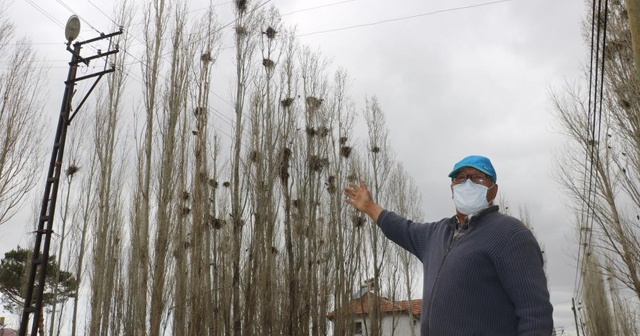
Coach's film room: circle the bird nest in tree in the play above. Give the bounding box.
[280,167,290,182]
[317,126,330,137]
[279,147,292,182]
[235,0,247,12]
[292,199,301,208]
[206,214,223,230]
[262,58,275,69]
[309,155,329,172]
[201,52,213,63]
[65,165,80,176]
[209,179,218,188]
[249,150,259,162]
[606,38,626,55]
[352,215,366,228]
[235,25,248,36]
[339,136,348,144]
[212,217,224,230]
[181,207,191,216]
[281,147,292,161]
[305,96,323,110]
[264,26,277,39]
[306,126,316,137]
[620,98,631,109]
[326,175,336,194]
[340,146,352,159]
[281,97,295,108]
[194,106,206,116]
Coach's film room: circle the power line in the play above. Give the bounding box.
[573,0,610,303]
[189,1,234,14]
[196,0,513,59]
[78,2,262,144]
[282,0,356,17]
[13,0,302,156]
[118,0,275,142]
[31,0,251,142]
[86,0,498,146]
[23,0,65,30]
[19,0,376,141]
[20,0,126,93]
[54,0,103,35]
[0,42,64,46]
[86,0,120,26]
[297,0,512,37]
[574,0,601,300]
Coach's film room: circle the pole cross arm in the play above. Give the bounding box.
[68,71,111,123]
[70,48,120,66]
[75,29,123,46]
[67,67,115,84]
[67,47,120,123]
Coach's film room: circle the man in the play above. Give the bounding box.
[343,155,553,336]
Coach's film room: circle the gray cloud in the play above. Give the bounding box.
[0,0,587,334]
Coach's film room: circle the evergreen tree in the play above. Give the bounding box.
[0,247,76,314]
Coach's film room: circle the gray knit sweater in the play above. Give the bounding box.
[377,206,553,336]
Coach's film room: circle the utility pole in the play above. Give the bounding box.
[571,297,581,336]
[626,0,640,79]
[18,16,122,336]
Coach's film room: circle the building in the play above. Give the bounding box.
[327,291,421,336]
[0,328,17,336]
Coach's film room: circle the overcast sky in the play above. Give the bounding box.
[0,0,586,334]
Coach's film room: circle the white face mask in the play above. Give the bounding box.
[452,179,489,216]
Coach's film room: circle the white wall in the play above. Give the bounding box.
[351,314,420,336]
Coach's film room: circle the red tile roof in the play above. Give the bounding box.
[0,328,18,336]
[327,292,422,320]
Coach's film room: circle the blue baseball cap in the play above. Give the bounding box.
[448,155,497,182]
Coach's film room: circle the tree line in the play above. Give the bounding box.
[553,1,640,335]
[0,1,423,335]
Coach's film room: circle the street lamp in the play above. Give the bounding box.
[19,13,121,336]
[64,15,80,44]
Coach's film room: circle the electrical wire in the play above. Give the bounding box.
[188,1,234,14]
[32,0,206,119]
[282,0,356,17]
[573,0,601,302]
[23,0,65,29]
[572,0,610,320]
[86,0,120,26]
[80,0,261,145]
[574,0,600,301]
[297,0,511,37]
[93,0,274,132]
[20,0,515,155]
[54,0,103,35]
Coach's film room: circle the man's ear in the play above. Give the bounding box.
[487,183,499,202]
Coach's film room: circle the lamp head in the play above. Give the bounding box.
[65,15,81,43]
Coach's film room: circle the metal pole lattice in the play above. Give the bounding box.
[18,29,121,336]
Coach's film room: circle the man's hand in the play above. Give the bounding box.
[343,180,383,222]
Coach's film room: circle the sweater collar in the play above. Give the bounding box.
[451,205,500,229]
